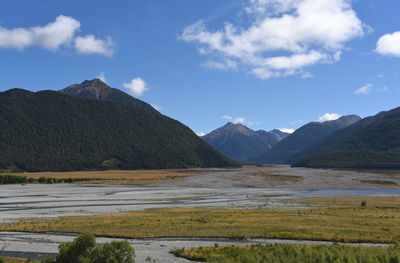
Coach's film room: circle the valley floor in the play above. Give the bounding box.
[0,165,400,262]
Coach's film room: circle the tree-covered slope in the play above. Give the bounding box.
[293,107,400,169]
[249,115,361,164]
[0,89,236,172]
[202,122,288,161]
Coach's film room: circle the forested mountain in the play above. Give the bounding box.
[293,107,400,169]
[202,122,289,161]
[249,115,361,164]
[60,79,156,112]
[0,88,237,172]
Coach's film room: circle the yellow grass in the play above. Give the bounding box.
[2,196,400,243]
[6,169,200,184]
[1,257,39,263]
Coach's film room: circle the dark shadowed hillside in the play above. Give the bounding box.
[249,115,361,164]
[0,89,237,172]
[203,122,289,161]
[293,107,400,169]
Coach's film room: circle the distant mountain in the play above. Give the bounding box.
[60,79,156,112]
[202,122,289,161]
[249,115,361,164]
[293,107,400,169]
[0,88,237,172]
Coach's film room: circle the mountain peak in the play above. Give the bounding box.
[81,78,109,88]
[59,79,156,112]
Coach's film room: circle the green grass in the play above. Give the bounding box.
[171,244,400,263]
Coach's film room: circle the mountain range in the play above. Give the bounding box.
[0,79,237,172]
[202,122,289,161]
[293,107,400,169]
[248,115,361,164]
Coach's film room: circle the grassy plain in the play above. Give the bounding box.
[1,258,38,263]
[1,196,400,243]
[5,169,200,184]
[171,244,400,263]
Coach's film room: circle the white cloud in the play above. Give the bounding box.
[233,117,246,124]
[0,15,115,56]
[279,128,295,133]
[197,132,206,137]
[354,83,373,95]
[75,35,114,56]
[96,72,107,84]
[318,113,342,122]
[123,78,148,96]
[180,0,364,79]
[247,121,254,126]
[0,15,79,50]
[150,104,162,111]
[222,115,233,120]
[376,31,400,57]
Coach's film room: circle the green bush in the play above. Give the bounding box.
[43,233,135,263]
[0,174,27,184]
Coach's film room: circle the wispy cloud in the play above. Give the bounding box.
[150,104,162,111]
[180,0,365,79]
[354,84,373,95]
[96,72,107,84]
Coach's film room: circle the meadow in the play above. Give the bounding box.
[171,243,400,263]
[4,169,199,184]
[1,196,400,243]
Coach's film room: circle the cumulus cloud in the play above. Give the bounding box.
[197,132,206,137]
[180,0,365,79]
[96,72,107,84]
[75,35,114,56]
[376,31,400,57]
[279,128,295,133]
[0,15,114,56]
[123,78,148,96]
[318,113,342,122]
[354,84,373,95]
[0,15,79,50]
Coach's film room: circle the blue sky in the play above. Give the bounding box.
[1,0,400,135]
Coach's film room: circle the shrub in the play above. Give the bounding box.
[43,233,135,263]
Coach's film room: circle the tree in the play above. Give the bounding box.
[43,233,135,263]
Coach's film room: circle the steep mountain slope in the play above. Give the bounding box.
[292,108,399,162]
[0,89,236,172]
[202,123,289,161]
[60,79,156,112]
[294,107,400,169]
[249,115,361,164]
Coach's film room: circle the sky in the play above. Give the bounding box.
[1,0,400,136]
